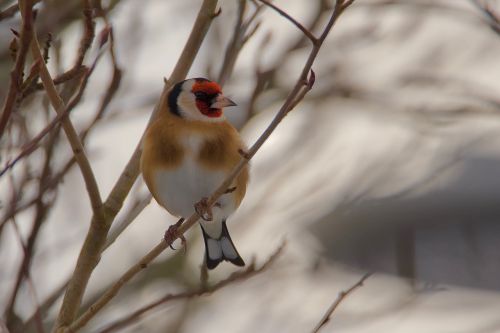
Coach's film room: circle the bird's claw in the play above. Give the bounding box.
[195,197,213,221]
[238,148,250,160]
[164,218,187,253]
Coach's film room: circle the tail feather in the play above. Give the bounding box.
[201,220,245,270]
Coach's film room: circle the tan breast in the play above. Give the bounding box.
[141,108,249,209]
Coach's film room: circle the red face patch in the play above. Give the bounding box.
[195,100,222,118]
[192,79,223,118]
[191,80,222,95]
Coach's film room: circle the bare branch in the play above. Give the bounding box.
[0,155,76,231]
[95,242,285,333]
[74,0,95,68]
[0,0,34,140]
[217,0,263,85]
[103,194,152,250]
[23,0,96,96]
[80,24,122,142]
[6,215,46,333]
[4,126,60,327]
[311,273,371,333]
[0,0,42,21]
[0,45,106,177]
[257,0,318,44]
[471,0,500,35]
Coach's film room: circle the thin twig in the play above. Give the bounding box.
[245,0,330,119]
[8,216,46,333]
[103,194,152,250]
[97,242,285,333]
[4,126,59,328]
[0,49,106,177]
[74,0,94,68]
[0,3,21,21]
[311,273,372,333]
[257,0,318,43]
[0,0,42,21]
[0,155,76,231]
[24,0,95,96]
[68,1,354,331]
[217,0,263,86]
[0,0,34,140]
[80,24,122,141]
[470,0,500,35]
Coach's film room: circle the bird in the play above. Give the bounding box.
[141,78,249,269]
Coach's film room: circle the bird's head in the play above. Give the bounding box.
[168,78,236,122]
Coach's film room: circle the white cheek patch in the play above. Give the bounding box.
[177,92,201,120]
[176,90,225,123]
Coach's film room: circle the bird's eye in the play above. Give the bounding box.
[194,91,208,100]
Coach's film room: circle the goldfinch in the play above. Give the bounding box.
[141,78,249,269]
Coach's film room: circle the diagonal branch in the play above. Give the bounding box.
[471,0,500,35]
[97,242,285,333]
[257,0,318,43]
[68,1,355,331]
[0,47,105,177]
[311,273,372,333]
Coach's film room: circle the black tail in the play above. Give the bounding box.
[200,220,245,270]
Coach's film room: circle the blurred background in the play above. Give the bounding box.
[2,0,500,332]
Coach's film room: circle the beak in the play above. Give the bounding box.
[210,95,237,109]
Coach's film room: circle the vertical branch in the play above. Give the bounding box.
[15,0,105,329]
[53,1,220,331]
[0,0,34,139]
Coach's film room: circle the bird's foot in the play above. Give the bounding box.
[164,218,187,252]
[195,197,213,221]
[238,148,250,160]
